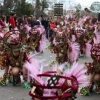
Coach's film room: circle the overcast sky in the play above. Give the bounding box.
[27,0,100,9]
[76,0,100,7]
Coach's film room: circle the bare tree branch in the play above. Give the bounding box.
[0,0,18,14]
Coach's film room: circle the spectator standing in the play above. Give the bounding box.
[9,12,16,30]
[18,15,25,29]
[24,16,28,25]
[18,15,25,25]
[33,17,37,25]
[27,17,31,26]
[43,18,49,30]
[36,17,42,25]
[46,18,56,39]
[30,16,35,28]
[1,14,6,22]
[0,16,6,29]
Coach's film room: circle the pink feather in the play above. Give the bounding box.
[93,29,100,44]
[72,64,85,77]
[14,27,18,30]
[63,62,89,87]
[39,34,46,52]
[85,42,92,56]
[71,35,76,42]
[24,25,31,33]
[57,63,66,72]
[37,26,45,35]
[0,32,4,38]
[69,42,80,63]
[24,59,43,85]
[53,38,58,46]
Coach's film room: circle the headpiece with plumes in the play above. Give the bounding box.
[24,25,31,33]
[39,34,46,52]
[69,42,80,63]
[63,61,89,87]
[84,42,92,57]
[93,30,100,44]
[0,31,4,38]
[24,57,80,99]
[4,30,22,51]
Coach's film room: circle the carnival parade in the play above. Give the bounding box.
[0,0,100,100]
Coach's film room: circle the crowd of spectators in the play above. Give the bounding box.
[0,12,59,38]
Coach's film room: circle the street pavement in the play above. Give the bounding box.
[0,40,100,100]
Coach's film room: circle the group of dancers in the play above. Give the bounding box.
[0,13,100,99]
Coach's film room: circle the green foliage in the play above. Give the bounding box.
[14,0,34,16]
[74,3,81,21]
[0,0,49,16]
[40,0,49,12]
[35,0,49,11]
[75,3,81,12]
[0,0,34,16]
[90,2,100,11]
[90,5,95,11]
[34,0,49,17]
[0,0,20,15]
[35,0,40,9]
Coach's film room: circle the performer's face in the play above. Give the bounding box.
[13,51,20,56]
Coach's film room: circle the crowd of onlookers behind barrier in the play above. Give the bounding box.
[0,12,60,39]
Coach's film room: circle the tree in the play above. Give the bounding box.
[14,0,34,16]
[90,5,95,11]
[90,2,100,12]
[34,0,49,17]
[0,0,34,16]
[0,0,17,14]
[35,0,40,9]
[40,0,49,12]
[75,3,81,12]
[75,3,82,21]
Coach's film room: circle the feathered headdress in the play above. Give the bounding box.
[4,30,21,51]
[0,31,4,38]
[69,42,80,63]
[24,60,78,99]
[24,53,89,99]
[63,62,89,87]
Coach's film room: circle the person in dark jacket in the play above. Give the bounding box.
[42,18,49,30]
[18,15,25,25]
[36,17,42,25]
[30,15,35,27]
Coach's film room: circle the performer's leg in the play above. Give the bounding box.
[11,67,21,85]
[3,66,9,80]
[23,67,27,81]
[22,67,30,88]
[0,66,9,86]
[12,67,20,76]
[94,74,100,93]
[79,73,94,96]
[89,73,95,92]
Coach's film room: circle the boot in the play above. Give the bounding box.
[0,73,8,86]
[13,75,21,86]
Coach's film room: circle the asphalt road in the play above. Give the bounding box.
[0,40,100,100]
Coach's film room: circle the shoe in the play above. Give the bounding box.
[80,87,91,96]
[95,87,100,93]
[0,77,6,86]
[38,52,43,56]
[23,82,31,89]
[83,55,86,59]
[12,75,21,86]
